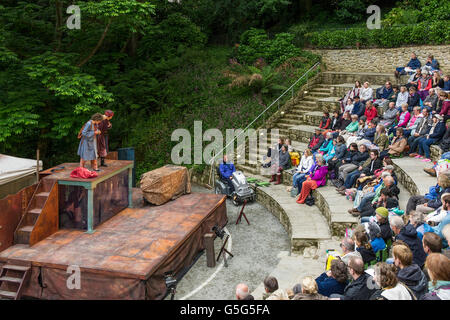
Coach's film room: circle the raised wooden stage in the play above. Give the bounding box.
[0,161,227,300]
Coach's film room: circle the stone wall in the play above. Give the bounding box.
[308,45,450,74]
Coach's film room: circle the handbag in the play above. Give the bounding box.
[305,194,315,206]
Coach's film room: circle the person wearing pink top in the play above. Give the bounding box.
[388,103,410,136]
[438,91,450,122]
[296,155,328,204]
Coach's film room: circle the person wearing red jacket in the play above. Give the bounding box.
[418,71,433,101]
[364,101,378,124]
[319,111,331,130]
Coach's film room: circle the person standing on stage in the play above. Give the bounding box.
[78,113,103,171]
[97,110,114,167]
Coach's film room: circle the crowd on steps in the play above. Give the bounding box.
[232,52,450,301]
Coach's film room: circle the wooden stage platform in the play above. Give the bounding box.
[0,192,227,300]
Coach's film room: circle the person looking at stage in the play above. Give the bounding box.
[77,113,103,171]
[219,155,236,193]
[97,110,114,167]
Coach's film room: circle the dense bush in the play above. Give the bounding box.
[234,28,301,66]
[306,21,450,49]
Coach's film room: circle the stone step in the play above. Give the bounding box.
[322,71,398,85]
[316,97,340,113]
[287,124,316,144]
[392,157,437,196]
[331,83,384,98]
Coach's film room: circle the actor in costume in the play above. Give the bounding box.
[78,113,103,171]
[97,110,114,167]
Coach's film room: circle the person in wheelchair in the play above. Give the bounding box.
[219,155,236,193]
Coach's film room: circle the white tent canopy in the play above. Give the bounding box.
[0,154,43,185]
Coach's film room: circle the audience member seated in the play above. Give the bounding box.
[359,186,399,222]
[390,215,427,268]
[270,144,291,185]
[319,111,331,130]
[330,257,376,300]
[340,81,362,112]
[308,128,325,153]
[353,230,376,265]
[292,277,328,300]
[396,86,409,109]
[408,108,432,156]
[443,224,450,258]
[410,211,434,240]
[443,75,450,92]
[345,116,368,146]
[370,262,415,300]
[420,253,450,300]
[263,276,288,300]
[324,136,346,164]
[393,244,428,299]
[423,88,439,112]
[296,155,328,204]
[341,115,361,145]
[432,71,444,89]
[364,101,378,124]
[360,82,373,105]
[406,174,450,215]
[291,149,314,193]
[351,96,365,118]
[335,144,369,186]
[417,70,432,101]
[422,232,443,255]
[430,193,450,246]
[380,102,398,128]
[389,103,410,136]
[339,237,363,265]
[385,127,408,158]
[373,124,389,153]
[374,81,393,110]
[315,259,348,297]
[416,114,446,162]
[395,52,421,78]
[330,142,358,185]
[235,283,254,300]
[365,221,386,253]
[376,207,394,243]
[407,86,421,112]
[337,149,382,194]
[344,98,354,114]
[335,111,352,137]
[423,54,440,74]
[318,132,334,156]
[438,92,450,122]
[330,111,342,132]
[406,68,422,91]
[403,106,422,138]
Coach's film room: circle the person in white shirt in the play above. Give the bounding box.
[396,86,409,109]
[360,81,373,104]
[344,98,354,114]
[290,149,314,192]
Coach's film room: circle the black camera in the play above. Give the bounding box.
[212,224,225,239]
[164,272,177,289]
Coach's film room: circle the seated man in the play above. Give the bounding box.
[385,127,408,158]
[395,52,421,78]
[405,68,422,91]
[219,155,236,192]
[308,128,325,153]
[379,102,398,128]
[374,81,394,110]
[423,88,439,112]
[351,96,365,119]
[407,86,421,112]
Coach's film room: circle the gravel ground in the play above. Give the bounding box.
[171,184,290,300]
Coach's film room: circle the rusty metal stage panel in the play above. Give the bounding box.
[0,193,227,300]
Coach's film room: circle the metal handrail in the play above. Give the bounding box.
[208,61,321,166]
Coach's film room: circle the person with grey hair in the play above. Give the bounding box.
[365,221,386,253]
[339,237,362,265]
[391,215,427,268]
[423,88,439,111]
[235,283,254,300]
[409,211,434,240]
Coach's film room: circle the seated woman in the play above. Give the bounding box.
[353,230,376,265]
[373,124,389,153]
[417,70,432,101]
[345,116,367,147]
[326,136,346,178]
[421,253,450,300]
[370,263,415,300]
[364,101,378,124]
[296,155,328,204]
[388,103,410,136]
[340,114,359,143]
[270,144,291,185]
[384,127,408,158]
[291,149,314,193]
[340,80,362,112]
[432,71,444,89]
[379,102,398,128]
[344,98,354,114]
[365,221,386,254]
[335,143,369,185]
[406,174,450,215]
[315,259,349,297]
[409,211,434,240]
[318,132,334,157]
[319,111,331,130]
[360,81,374,105]
[285,138,294,153]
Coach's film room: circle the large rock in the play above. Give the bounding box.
[140,165,191,205]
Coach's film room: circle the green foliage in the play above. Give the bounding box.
[235,28,301,66]
[306,21,450,49]
[383,0,450,26]
[335,0,368,23]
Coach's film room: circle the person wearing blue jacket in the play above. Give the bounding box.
[319,132,334,156]
[219,154,236,192]
[351,97,365,118]
[395,52,422,77]
[417,114,446,161]
[315,259,348,297]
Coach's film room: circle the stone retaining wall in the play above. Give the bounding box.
[308,45,450,74]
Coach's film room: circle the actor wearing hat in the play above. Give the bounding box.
[417,114,446,162]
[97,110,114,167]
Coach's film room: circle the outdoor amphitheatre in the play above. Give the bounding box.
[0,0,449,305]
